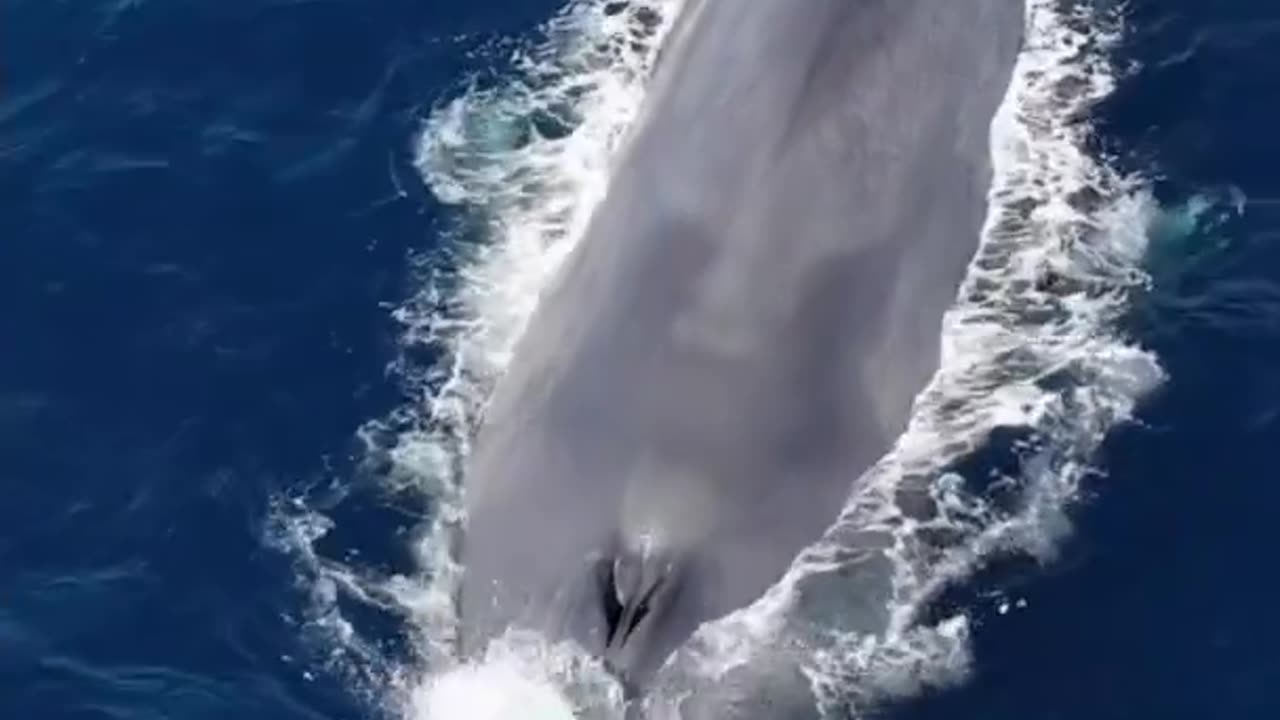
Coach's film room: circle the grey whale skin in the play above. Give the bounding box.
[458,0,1025,690]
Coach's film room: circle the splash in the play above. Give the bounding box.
[417,665,577,720]
[407,630,625,720]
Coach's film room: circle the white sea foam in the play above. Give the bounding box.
[273,0,1165,718]
[281,1,688,716]
[405,629,625,720]
[643,2,1164,717]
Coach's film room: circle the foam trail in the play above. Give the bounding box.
[375,1,686,715]
[642,2,1164,717]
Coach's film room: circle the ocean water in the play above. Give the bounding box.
[2,1,1277,719]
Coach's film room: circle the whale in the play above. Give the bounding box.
[456,0,1025,693]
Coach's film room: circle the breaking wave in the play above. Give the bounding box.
[269,0,1165,718]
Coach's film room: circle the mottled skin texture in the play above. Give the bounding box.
[458,0,1024,690]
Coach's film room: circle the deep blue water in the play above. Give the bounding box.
[3,1,1278,719]
[2,1,559,716]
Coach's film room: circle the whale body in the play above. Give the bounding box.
[456,0,1025,691]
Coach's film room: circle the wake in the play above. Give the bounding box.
[270,1,1164,718]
